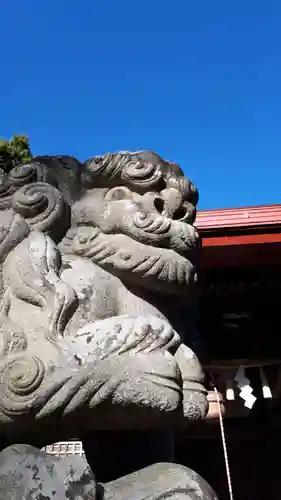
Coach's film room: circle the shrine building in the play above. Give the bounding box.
[175,203,281,500]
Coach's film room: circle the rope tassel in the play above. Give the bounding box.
[225,379,235,401]
[260,367,272,399]
[234,367,256,409]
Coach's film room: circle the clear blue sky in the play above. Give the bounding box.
[1,1,281,209]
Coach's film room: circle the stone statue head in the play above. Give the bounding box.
[68,151,199,298]
[0,151,200,299]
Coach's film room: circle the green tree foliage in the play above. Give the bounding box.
[0,135,33,173]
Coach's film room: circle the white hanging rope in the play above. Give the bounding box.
[214,385,234,500]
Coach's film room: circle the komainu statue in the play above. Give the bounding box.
[0,152,219,499]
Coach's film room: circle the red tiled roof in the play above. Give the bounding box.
[195,204,281,230]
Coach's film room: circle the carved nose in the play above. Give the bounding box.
[160,188,185,220]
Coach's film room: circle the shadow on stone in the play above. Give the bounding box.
[0,445,218,500]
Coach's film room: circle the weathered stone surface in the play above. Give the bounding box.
[0,445,218,500]
[0,444,97,500]
[0,152,206,442]
[103,462,219,500]
[0,151,219,497]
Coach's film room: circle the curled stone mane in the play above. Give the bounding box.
[0,152,200,300]
[83,151,199,223]
[0,151,198,233]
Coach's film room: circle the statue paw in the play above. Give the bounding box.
[174,344,208,420]
[103,462,219,500]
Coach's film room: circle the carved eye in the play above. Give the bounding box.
[105,186,132,201]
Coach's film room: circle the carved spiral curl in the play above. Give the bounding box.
[83,154,125,187]
[132,212,171,234]
[0,355,45,415]
[9,164,37,188]
[12,182,70,242]
[121,158,162,189]
[84,152,164,191]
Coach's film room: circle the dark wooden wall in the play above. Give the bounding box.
[175,422,281,500]
[198,264,281,360]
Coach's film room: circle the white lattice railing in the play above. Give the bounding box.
[42,441,85,458]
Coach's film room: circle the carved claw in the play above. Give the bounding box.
[174,344,208,420]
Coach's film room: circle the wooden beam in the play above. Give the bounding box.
[196,204,281,231]
[200,239,281,268]
[202,232,281,248]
